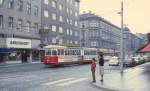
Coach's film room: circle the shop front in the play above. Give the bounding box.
[6,38,32,63]
[0,38,43,63]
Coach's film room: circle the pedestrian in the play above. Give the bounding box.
[91,58,96,82]
[98,52,104,81]
[21,51,25,63]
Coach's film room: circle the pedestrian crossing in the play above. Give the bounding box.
[43,77,87,87]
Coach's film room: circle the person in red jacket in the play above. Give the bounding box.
[91,58,96,82]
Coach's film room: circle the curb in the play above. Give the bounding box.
[0,62,42,68]
[91,81,131,91]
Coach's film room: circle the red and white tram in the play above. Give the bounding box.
[41,45,97,66]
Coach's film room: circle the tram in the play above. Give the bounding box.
[41,45,97,66]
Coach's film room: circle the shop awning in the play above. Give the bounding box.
[138,42,150,53]
[0,48,13,53]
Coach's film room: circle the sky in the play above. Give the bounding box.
[80,0,150,34]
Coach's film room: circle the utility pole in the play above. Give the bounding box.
[120,0,124,73]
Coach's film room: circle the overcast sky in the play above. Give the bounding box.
[80,0,150,34]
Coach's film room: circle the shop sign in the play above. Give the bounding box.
[6,38,31,48]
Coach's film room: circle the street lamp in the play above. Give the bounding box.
[120,0,125,73]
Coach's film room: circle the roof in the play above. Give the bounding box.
[44,45,66,49]
[80,13,121,30]
[138,42,150,53]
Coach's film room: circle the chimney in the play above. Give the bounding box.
[147,33,150,42]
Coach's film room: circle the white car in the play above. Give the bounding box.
[108,57,120,66]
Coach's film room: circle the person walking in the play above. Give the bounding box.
[98,53,104,81]
[91,58,96,82]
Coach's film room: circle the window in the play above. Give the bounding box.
[67,29,69,35]
[26,21,31,32]
[70,10,72,15]
[75,41,78,44]
[67,8,69,14]
[70,40,73,44]
[8,0,14,9]
[89,22,99,27]
[34,23,38,33]
[67,18,69,24]
[52,1,56,8]
[59,39,63,45]
[59,27,63,33]
[18,0,23,11]
[75,21,78,26]
[75,2,78,7]
[75,12,78,17]
[17,19,23,31]
[44,10,49,18]
[0,0,4,5]
[52,38,56,43]
[70,20,72,25]
[70,0,73,4]
[75,31,78,36]
[52,25,56,32]
[0,15,3,28]
[44,0,48,5]
[59,4,63,11]
[34,6,38,16]
[67,0,69,3]
[70,30,73,35]
[52,13,56,20]
[59,16,63,22]
[91,41,97,47]
[26,3,31,14]
[8,17,14,29]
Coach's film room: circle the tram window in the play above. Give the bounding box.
[58,49,61,55]
[75,50,77,55]
[77,50,81,55]
[84,50,87,55]
[52,50,57,55]
[46,50,51,55]
[71,50,74,55]
[79,50,81,55]
[68,50,71,55]
[73,50,75,55]
[65,50,69,55]
[61,49,64,55]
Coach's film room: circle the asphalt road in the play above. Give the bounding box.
[0,62,120,91]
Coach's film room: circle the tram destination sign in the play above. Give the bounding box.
[6,38,31,48]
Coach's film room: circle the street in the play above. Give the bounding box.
[0,62,119,91]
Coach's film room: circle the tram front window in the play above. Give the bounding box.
[52,50,57,55]
[46,50,51,55]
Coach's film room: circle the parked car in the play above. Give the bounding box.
[132,57,141,64]
[124,57,136,67]
[108,56,120,66]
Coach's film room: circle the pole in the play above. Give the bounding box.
[120,0,124,73]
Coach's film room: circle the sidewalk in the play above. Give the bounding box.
[91,65,149,91]
[0,60,42,68]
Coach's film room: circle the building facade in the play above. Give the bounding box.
[124,27,145,55]
[80,12,121,55]
[136,33,147,44]
[40,0,80,47]
[0,0,41,62]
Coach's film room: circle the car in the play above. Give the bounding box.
[132,55,146,64]
[132,57,141,64]
[124,57,137,67]
[108,56,120,66]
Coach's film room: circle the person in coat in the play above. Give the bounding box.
[91,58,96,82]
[98,53,104,81]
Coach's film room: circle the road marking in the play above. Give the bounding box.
[43,78,75,85]
[56,78,87,87]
